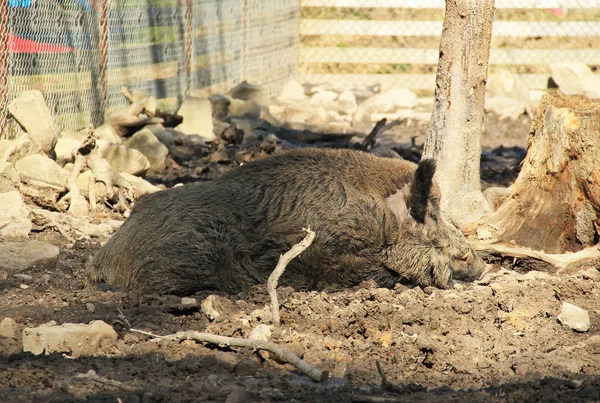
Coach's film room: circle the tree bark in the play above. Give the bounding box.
[472,94,600,254]
[423,0,495,226]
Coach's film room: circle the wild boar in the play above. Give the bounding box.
[86,148,487,295]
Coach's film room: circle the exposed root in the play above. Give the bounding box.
[360,118,404,151]
[268,228,316,325]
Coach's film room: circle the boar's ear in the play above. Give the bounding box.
[409,158,436,223]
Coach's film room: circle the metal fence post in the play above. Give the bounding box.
[0,0,9,138]
[184,0,193,96]
[98,0,108,123]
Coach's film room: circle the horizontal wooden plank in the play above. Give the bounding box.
[299,73,552,90]
[300,19,600,37]
[300,47,600,65]
[302,0,600,9]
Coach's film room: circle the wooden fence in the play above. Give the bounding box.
[298,0,600,92]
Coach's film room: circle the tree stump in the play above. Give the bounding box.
[473,93,600,254]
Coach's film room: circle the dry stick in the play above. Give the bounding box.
[130,328,329,383]
[268,228,316,326]
[75,369,136,392]
[361,118,404,151]
[470,240,600,270]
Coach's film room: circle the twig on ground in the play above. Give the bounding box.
[75,369,136,392]
[469,240,600,271]
[268,228,316,325]
[376,360,397,392]
[130,328,328,383]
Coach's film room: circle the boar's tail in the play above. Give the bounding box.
[409,158,436,223]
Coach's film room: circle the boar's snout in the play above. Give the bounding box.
[451,248,489,283]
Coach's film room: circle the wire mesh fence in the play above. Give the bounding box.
[0,0,299,137]
[299,0,600,92]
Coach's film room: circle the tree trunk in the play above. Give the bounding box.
[473,93,600,254]
[423,0,495,226]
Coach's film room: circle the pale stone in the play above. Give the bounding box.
[228,81,268,104]
[8,90,56,154]
[124,128,169,171]
[14,154,69,189]
[0,318,20,340]
[54,137,83,166]
[175,96,215,141]
[22,320,117,357]
[338,90,358,115]
[558,302,590,332]
[0,240,59,273]
[0,161,20,193]
[0,135,43,163]
[119,172,161,198]
[0,191,31,238]
[278,79,307,101]
[97,140,150,176]
[310,90,339,112]
[550,63,600,98]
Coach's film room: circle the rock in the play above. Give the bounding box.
[175,96,215,141]
[201,295,235,321]
[228,81,268,104]
[54,136,83,166]
[0,135,43,163]
[550,63,600,98]
[76,170,108,198]
[278,79,306,101]
[338,90,358,115]
[119,172,161,198]
[22,320,117,357]
[310,90,339,112]
[225,390,253,403]
[228,99,261,119]
[354,88,417,123]
[124,128,169,171]
[0,240,59,273]
[0,318,20,340]
[585,335,600,354]
[0,161,20,193]
[94,123,123,144]
[181,297,197,306]
[485,96,527,119]
[8,90,56,154]
[14,154,69,189]
[97,140,150,176]
[581,268,600,281]
[0,191,32,238]
[487,68,518,96]
[248,324,272,342]
[557,302,590,332]
[209,94,232,120]
[31,208,122,238]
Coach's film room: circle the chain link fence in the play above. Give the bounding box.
[299,0,600,93]
[0,0,299,137]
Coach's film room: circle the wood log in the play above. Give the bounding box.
[471,93,600,254]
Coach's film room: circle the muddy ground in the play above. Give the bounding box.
[1,112,599,402]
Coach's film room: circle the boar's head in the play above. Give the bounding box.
[384,159,488,289]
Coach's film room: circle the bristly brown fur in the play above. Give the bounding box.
[86,148,486,296]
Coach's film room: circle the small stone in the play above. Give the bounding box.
[14,154,69,189]
[278,79,306,101]
[94,123,123,144]
[550,63,600,98]
[0,318,20,340]
[119,173,161,198]
[228,81,268,104]
[181,297,197,306]
[248,324,272,342]
[175,96,215,142]
[558,302,590,332]
[0,161,20,193]
[209,94,232,120]
[124,128,169,172]
[0,240,60,274]
[76,170,108,198]
[581,268,600,281]
[54,136,82,166]
[0,190,32,238]
[86,303,96,313]
[97,140,150,176]
[14,273,33,281]
[8,90,56,154]
[22,320,117,357]
[0,134,43,163]
[338,90,358,115]
[201,295,235,321]
[310,90,339,112]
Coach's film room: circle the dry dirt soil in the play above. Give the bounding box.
[1,113,599,403]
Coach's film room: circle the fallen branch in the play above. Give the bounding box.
[75,369,136,392]
[360,118,404,151]
[268,228,316,325]
[130,328,328,383]
[470,240,600,270]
